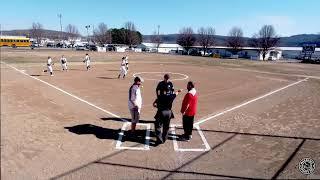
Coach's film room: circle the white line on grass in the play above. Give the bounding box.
[195,77,309,125]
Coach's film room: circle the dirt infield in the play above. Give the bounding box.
[1,48,320,179]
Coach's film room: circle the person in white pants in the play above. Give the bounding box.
[128,76,143,133]
[47,56,54,76]
[118,57,127,79]
[60,55,68,71]
[83,54,91,71]
[125,55,129,70]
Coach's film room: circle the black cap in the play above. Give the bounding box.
[134,76,141,82]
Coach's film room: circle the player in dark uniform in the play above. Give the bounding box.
[156,74,174,97]
[153,87,181,144]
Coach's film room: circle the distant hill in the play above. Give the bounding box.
[2,29,319,47]
[278,34,320,47]
[1,29,81,40]
[143,34,320,47]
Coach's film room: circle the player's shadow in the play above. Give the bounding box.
[100,117,154,124]
[64,124,157,146]
[107,69,120,72]
[97,77,118,80]
[30,74,43,76]
[68,68,84,71]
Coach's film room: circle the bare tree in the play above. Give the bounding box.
[65,24,79,49]
[198,27,215,55]
[93,23,112,46]
[176,27,196,54]
[150,31,162,52]
[251,25,279,60]
[227,27,244,54]
[30,22,43,44]
[123,21,139,46]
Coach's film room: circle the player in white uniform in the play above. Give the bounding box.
[125,55,129,70]
[118,57,127,79]
[83,53,91,71]
[46,56,54,76]
[60,55,68,71]
[128,76,143,133]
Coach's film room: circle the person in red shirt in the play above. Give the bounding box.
[180,81,198,141]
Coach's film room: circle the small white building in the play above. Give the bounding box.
[199,46,283,60]
[140,43,184,53]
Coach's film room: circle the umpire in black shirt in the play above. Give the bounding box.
[156,74,174,97]
[153,86,181,144]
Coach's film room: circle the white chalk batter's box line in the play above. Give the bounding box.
[116,122,151,151]
[171,124,211,152]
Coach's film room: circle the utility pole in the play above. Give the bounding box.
[57,14,62,41]
[85,25,91,42]
[157,25,160,52]
[92,24,94,44]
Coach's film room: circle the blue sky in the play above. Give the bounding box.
[1,0,319,37]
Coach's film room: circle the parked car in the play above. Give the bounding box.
[86,44,97,51]
[76,45,86,50]
[56,43,67,48]
[268,56,277,61]
[189,49,202,56]
[106,44,115,51]
[46,42,55,47]
[67,44,75,48]
[32,43,40,47]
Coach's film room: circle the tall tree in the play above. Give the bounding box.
[65,24,79,49]
[150,31,162,52]
[30,22,43,44]
[251,25,279,60]
[123,21,140,46]
[93,23,112,46]
[198,27,215,55]
[110,27,142,45]
[176,27,196,54]
[227,27,244,55]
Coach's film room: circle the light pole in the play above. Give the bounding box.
[157,25,160,52]
[85,25,90,42]
[57,14,62,41]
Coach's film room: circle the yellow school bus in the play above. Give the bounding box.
[0,36,31,47]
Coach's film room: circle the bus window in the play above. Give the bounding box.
[0,39,3,42]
